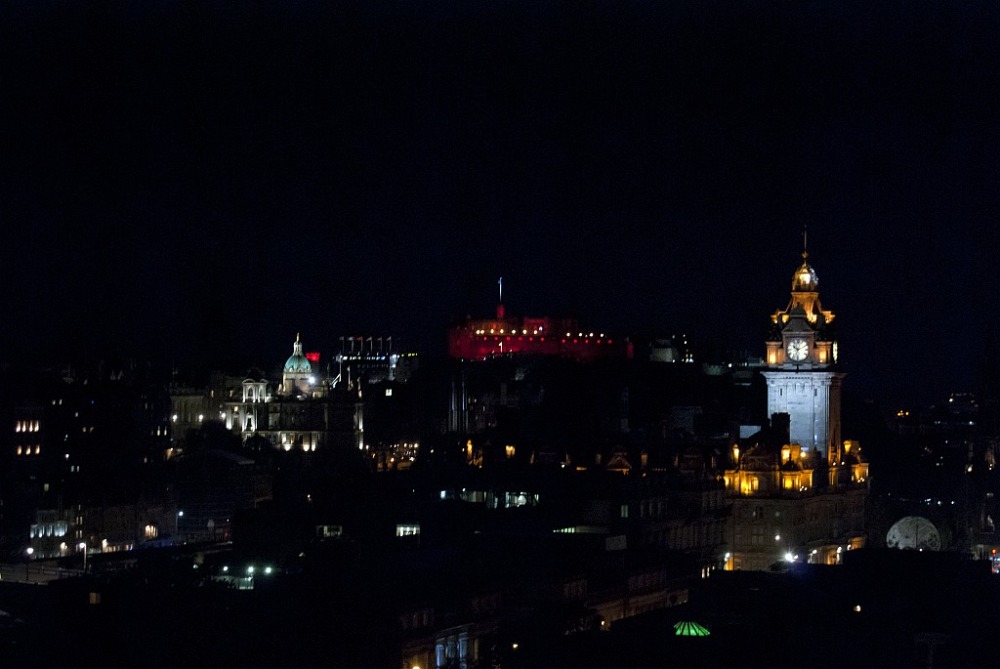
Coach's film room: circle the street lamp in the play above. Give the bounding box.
[175,510,184,538]
[79,542,87,572]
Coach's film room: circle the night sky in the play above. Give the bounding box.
[2,2,998,408]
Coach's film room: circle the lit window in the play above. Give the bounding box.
[396,524,421,537]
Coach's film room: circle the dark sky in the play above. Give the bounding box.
[2,1,998,407]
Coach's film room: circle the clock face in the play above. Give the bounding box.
[787,338,809,362]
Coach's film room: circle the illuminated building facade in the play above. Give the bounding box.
[223,334,363,452]
[723,249,869,570]
[448,302,628,361]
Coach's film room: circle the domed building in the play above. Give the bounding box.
[281,333,322,397]
[282,333,316,397]
[222,334,365,453]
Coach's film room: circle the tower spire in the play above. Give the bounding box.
[802,225,808,259]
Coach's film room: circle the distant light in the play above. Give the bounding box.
[774,534,781,541]
[512,643,519,650]
[222,565,229,573]
[673,621,711,637]
[784,552,794,562]
[25,547,34,556]
[247,566,255,575]
[853,604,862,613]
[264,566,273,575]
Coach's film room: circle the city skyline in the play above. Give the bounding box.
[3,2,998,408]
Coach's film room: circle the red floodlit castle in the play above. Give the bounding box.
[448,301,630,361]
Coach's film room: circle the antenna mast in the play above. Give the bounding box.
[496,277,505,320]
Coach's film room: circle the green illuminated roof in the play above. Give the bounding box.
[673,621,711,637]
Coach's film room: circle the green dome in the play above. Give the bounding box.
[284,334,312,374]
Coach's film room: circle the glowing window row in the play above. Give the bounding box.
[474,327,546,335]
[396,523,421,537]
[30,522,68,538]
[16,445,41,455]
[15,421,40,433]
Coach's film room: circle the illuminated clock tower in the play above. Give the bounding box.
[762,247,844,467]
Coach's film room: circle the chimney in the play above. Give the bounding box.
[771,413,791,445]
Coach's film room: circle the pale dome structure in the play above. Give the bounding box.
[282,333,314,396]
[284,333,312,374]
